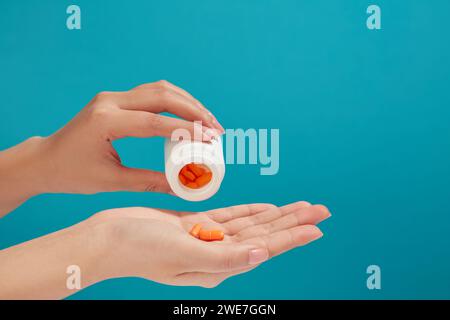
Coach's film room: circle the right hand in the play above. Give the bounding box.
[92,201,331,288]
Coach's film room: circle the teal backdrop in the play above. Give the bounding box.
[1,0,449,299]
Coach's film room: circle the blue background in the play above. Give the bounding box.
[1,0,449,299]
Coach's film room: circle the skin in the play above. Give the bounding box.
[0,80,223,216]
[0,202,330,299]
[0,80,331,299]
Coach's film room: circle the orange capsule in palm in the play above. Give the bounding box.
[199,229,224,241]
[189,223,203,238]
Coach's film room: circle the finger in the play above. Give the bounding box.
[112,87,218,131]
[242,225,323,258]
[187,241,269,273]
[174,265,257,288]
[223,201,311,235]
[135,81,204,110]
[280,201,312,214]
[116,166,173,193]
[109,109,217,141]
[234,205,331,241]
[134,81,224,132]
[206,203,276,224]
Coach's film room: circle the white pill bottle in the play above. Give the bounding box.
[164,136,225,201]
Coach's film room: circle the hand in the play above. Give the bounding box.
[0,81,223,215]
[0,201,330,298]
[40,80,224,194]
[95,201,330,288]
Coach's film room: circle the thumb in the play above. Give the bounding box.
[118,167,173,194]
[189,242,270,273]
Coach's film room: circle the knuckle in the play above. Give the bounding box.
[155,87,172,102]
[147,113,163,128]
[93,91,114,104]
[25,136,44,145]
[256,203,277,213]
[90,105,112,122]
[156,79,171,88]
[218,249,233,272]
[133,83,152,91]
[264,203,278,211]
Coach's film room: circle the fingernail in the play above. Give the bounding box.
[313,230,324,241]
[248,248,269,265]
[208,112,225,133]
[214,119,225,133]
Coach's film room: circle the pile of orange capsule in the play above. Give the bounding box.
[179,163,213,189]
[190,223,224,241]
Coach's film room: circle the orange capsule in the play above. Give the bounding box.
[187,163,206,177]
[195,172,212,188]
[186,182,198,189]
[199,229,225,241]
[210,230,224,241]
[181,167,196,181]
[189,223,203,238]
[178,173,187,185]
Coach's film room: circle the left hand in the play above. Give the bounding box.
[91,201,331,288]
[0,201,331,299]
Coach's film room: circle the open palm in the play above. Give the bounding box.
[99,201,331,288]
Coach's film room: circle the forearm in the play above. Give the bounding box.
[0,137,51,217]
[0,217,111,299]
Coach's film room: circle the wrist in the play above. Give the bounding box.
[1,136,51,194]
[0,136,53,215]
[70,214,118,287]
[23,136,56,195]
[80,212,131,282]
[84,211,154,280]
[0,213,116,299]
